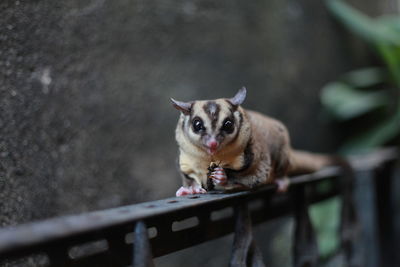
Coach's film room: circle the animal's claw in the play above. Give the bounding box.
[209,167,227,186]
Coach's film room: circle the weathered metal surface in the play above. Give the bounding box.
[229,204,265,267]
[339,160,360,267]
[133,221,155,267]
[374,161,397,267]
[292,186,318,267]
[0,148,397,266]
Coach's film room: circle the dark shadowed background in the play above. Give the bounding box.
[0,0,397,266]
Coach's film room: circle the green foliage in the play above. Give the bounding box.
[310,197,341,259]
[321,80,388,120]
[322,0,400,154]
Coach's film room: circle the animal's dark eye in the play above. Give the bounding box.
[192,118,204,133]
[222,119,234,134]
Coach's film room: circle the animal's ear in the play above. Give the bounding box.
[228,87,247,106]
[170,98,192,115]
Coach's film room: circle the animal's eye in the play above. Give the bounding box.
[192,118,204,133]
[222,119,234,134]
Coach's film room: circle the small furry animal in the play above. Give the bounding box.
[171,87,335,196]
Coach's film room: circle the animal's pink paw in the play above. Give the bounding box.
[176,185,207,197]
[176,186,191,196]
[275,177,290,193]
[209,167,227,186]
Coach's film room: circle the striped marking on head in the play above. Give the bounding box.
[202,101,220,130]
[189,99,244,138]
[174,88,250,153]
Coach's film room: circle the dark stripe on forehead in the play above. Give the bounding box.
[203,101,220,130]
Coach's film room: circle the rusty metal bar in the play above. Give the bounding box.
[374,160,397,267]
[229,203,265,267]
[339,160,360,267]
[292,185,318,267]
[0,148,397,266]
[133,221,154,267]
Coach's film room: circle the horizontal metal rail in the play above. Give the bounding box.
[0,148,398,266]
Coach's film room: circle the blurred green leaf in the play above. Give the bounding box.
[326,0,400,45]
[341,67,386,88]
[340,109,400,154]
[376,43,400,87]
[323,0,400,153]
[327,0,400,87]
[310,197,340,259]
[378,15,400,33]
[321,82,388,120]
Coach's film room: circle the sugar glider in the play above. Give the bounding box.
[171,87,335,196]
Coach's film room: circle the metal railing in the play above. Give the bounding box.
[0,148,398,267]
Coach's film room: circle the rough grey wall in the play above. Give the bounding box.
[0,0,388,229]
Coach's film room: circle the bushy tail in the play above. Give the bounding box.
[287,149,335,176]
